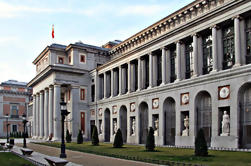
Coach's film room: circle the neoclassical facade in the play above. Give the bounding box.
[30,0,251,148]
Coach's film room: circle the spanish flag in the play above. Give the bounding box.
[52,24,54,39]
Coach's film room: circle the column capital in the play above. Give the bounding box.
[54,84,61,87]
[232,15,243,20]
[160,46,166,50]
[191,33,199,37]
[71,85,80,89]
[148,52,152,56]
[175,40,183,44]
[210,24,219,29]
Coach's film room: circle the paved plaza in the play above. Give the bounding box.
[14,142,157,166]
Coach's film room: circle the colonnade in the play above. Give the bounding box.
[97,16,243,101]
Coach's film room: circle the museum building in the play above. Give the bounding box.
[28,0,251,148]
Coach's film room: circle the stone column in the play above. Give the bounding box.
[176,41,181,81]
[71,86,80,139]
[44,89,49,139]
[149,53,153,88]
[53,84,61,141]
[32,95,36,138]
[137,58,141,91]
[39,91,44,138]
[212,25,219,72]
[192,34,198,77]
[104,72,107,99]
[166,49,171,83]
[95,71,99,101]
[161,47,167,85]
[48,86,54,138]
[110,69,114,97]
[118,66,122,95]
[234,16,241,67]
[127,62,131,93]
[141,59,146,89]
[36,93,40,137]
[152,55,157,86]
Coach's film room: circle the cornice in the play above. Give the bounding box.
[109,0,229,57]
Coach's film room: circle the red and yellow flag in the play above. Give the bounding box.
[52,24,54,39]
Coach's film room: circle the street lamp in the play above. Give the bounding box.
[5,114,10,143]
[22,113,28,148]
[60,101,70,158]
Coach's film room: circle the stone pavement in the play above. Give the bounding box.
[20,143,158,166]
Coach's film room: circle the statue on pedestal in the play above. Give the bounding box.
[182,115,189,136]
[113,120,117,135]
[154,118,159,136]
[131,118,136,136]
[220,111,230,136]
[99,121,103,134]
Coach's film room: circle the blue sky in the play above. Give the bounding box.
[0,0,193,84]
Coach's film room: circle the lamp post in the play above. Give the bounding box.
[5,114,10,143]
[60,101,70,158]
[22,113,28,148]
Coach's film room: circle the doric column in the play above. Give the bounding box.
[39,91,44,138]
[32,95,36,138]
[48,86,53,138]
[166,49,171,83]
[212,25,219,72]
[234,15,241,67]
[127,62,131,93]
[161,47,167,85]
[176,41,181,81]
[137,57,141,91]
[71,86,80,138]
[192,34,199,77]
[141,58,146,89]
[110,69,114,97]
[53,84,61,141]
[104,72,107,99]
[44,88,49,139]
[118,66,122,95]
[36,93,39,137]
[149,53,153,88]
[152,55,157,86]
[114,69,118,95]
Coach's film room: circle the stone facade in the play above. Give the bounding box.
[0,80,31,137]
[29,0,251,149]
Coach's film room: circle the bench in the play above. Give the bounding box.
[44,156,68,166]
[21,148,33,156]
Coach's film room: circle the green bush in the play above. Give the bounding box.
[145,127,155,151]
[195,128,208,156]
[77,130,83,144]
[113,128,123,148]
[66,129,72,143]
[92,125,99,146]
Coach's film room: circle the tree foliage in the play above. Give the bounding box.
[113,128,123,148]
[66,129,72,143]
[77,130,83,144]
[92,125,99,146]
[145,127,155,151]
[195,128,208,156]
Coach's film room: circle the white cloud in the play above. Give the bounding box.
[0,36,19,44]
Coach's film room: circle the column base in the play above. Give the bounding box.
[233,63,241,68]
[147,86,152,90]
[174,79,181,83]
[160,82,166,86]
[191,74,198,79]
[210,69,218,73]
[110,95,114,99]
[136,89,141,92]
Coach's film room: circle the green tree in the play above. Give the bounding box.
[66,129,72,143]
[91,125,99,146]
[145,127,155,151]
[77,130,83,144]
[195,128,208,156]
[113,128,123,148]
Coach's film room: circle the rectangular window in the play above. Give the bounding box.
[80,88,85,100]
[68,56,71,64]
[80,55,86,63]
[222,23,235,69]
[58,57,64,64]
[91,85,95,102]
[246,16,251,64]
[185,41,193,79]
[11,105,18,118]
[12,125,17,132]
[202,34,213,74]
[170,48,176,83]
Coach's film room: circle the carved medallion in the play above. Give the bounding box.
[152,98,159,109]
[130,102,136,112]
[112,105,117,114]
[90,109,95,116]
[218,85,230,100]
[181,93,189,105]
